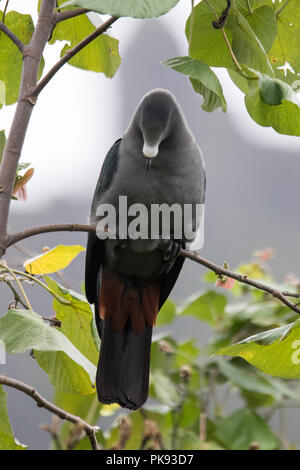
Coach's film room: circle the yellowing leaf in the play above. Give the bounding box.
[24,245,85,274]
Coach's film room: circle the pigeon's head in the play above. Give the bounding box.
[137,89,178,170]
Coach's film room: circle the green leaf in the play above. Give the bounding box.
[245,83,300,136]
[217,360,281,400]
[0,309,96,393]
[156,298,176,327]
[217,319,300,379]
[247,6,277,53]
[215,409,278,450]
[186,1,233,68]
[179,290,227,326]
[44,276,99,366]
[269,0,300,85]
[0,12,39,105]
[163,56,226,112]
[0,386,27,450]
[49,14,120,77]
[150,370,180,407]
[60,0,180,18]
[226,9,274,74]
[175,340,200,368]
[186,0,274,74]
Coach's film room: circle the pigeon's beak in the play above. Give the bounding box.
[145,158,152,171]
[143,143,159,171]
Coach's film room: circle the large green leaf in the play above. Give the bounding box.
[0,309,96,393]
[269,0,300,85]
[245,83,300,136]
[0,11,35,105]
[61,0,180,18]
[217,319,300,379]
[186,0,233,68]
[217,360,281,400]
[50,13,120,77]
[163,56,226,112]
[44,276,99,365]
[0,386,27,450]
[186,0,274,74]
[246,6,277,53]
[215,409,278,450]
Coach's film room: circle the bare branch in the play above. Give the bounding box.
[0,22,24,52]
[6,223,96,247]
[32,16,118,98]
[54,8,90,23]
[0,375,100,450]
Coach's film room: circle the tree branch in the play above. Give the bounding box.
[31,16,118,98]
[0,375,100,450]
[181,249,300,315]
[0,22,24,52]
[0,0,57,259]
[54,8,90,23]
[6,223,96,247]
[4,221,300,315]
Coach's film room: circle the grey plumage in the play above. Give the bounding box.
[85,88,206,409]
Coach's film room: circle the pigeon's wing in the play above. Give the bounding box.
[85,139,122,305]
[158,250,185,310]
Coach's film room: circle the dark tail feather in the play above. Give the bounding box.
[95,268,159,410]
[96,319,152,410]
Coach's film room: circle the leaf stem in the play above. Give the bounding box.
[204,0,257,80]
[246,0,253,15]
[2,0,9,23]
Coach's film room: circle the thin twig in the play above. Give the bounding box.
[4,267,71,306]
[0,262,32,310]
[0,375,100,450]
[0,21,24,52]
[31,16,118,98]
[3,279,27,309]
[181,249,300,315]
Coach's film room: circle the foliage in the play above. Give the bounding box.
[1,248,300,450]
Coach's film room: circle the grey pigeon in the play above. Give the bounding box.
[85,89,206,410]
